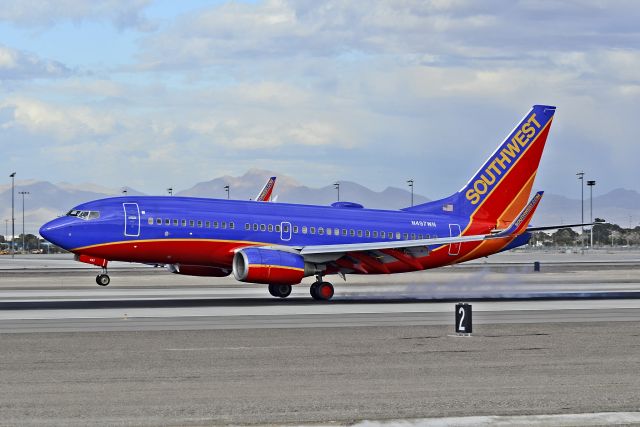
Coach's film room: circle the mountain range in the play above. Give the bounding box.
[1,169,638,236]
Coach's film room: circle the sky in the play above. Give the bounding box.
[1,0,639,199]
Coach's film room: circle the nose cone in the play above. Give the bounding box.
[40,217,74,249]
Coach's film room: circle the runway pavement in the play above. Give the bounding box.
[1,251,639,425]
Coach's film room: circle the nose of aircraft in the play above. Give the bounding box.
[39,217,74,249]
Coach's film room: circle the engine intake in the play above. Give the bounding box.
[233,248,318,285]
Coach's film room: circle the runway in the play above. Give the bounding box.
[1,252,640,425]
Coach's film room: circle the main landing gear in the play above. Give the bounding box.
[96,268,110,286]
[310,276,334,301]
[268,283,292,298]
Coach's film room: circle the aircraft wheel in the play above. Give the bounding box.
[310,282,320,300]
[268,283,292,298]
[96,274,110,286]
[312,282,333,301]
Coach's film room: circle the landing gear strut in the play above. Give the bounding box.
[310,275,334,301]
[96,268,110,286]
[268,283,292,298]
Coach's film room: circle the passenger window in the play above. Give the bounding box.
[418,234,423,239]
[197,220,203,227]
[350,229,355,237]
[302,226,308,234]
[310,227,315,234]
[222,222,227,229]
[373,231,378,238]
[181,219,186,226]
[268,224,274,232]
[206,221,211,228]
[403,233,408,240]
[411,233,416,240]
[388,232,393,239]
[245,223,250,230]
[275,225,281,232]
[229,222,235,229]
[165,219,170,226]
[156,218,162,225]
[148,218,154,225]
[396,232,401,239]
[260,224,266,231]
[334,228,339,236]
[283,224,290,232]
[189,220,194,227]
[293,226,299,233]
[365,230,370,238]
[425,234,430,239]
[253,224,258,231]
[341,229,347,236]
[173,219,178,226]
[318,227,324,235]
[357,230,363,237]
[327,228,332,236]
[214,221,219,229]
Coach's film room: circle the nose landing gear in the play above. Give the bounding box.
[96,268,110,286]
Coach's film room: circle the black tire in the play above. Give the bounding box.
[268,284,291,298]
[96,274,110,286]
[310,282,320,300]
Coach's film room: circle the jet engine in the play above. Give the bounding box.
[232,247,319,285]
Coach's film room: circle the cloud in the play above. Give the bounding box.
[0,44,71,80]
[1,97,116,140]
[0,0,153,30]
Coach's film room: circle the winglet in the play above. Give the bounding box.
[492,191,544,238]
[255,177,277,202]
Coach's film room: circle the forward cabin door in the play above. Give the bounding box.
[448,223,461,256]
[123,203,140,237]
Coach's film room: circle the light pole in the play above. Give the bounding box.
[334,182,340,201]
[167,187,173,196]
[4,219,7,251]
[587,180,596,248]
[9,172,15,258]
[407,179,414,207]
[19,191,29,254]
[224,185,230,200]
[577,171,584,248]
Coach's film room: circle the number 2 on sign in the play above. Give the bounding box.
[458,307,466,331]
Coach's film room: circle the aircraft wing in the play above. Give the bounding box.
[298,233,495,255]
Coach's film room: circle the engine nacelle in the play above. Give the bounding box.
[167,264,231,277]
[233,248,316,285]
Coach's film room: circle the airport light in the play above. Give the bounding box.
[167,187,173,196]
[224,185,230,200]
[9,172,15,258]
[587,180,596,248]
[122,188,128,195]
[576,171,584,247]
[19,191,29,254]
[407,179,414,207]
[334,182,340,202]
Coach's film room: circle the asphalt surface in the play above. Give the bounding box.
[1,251,639,425]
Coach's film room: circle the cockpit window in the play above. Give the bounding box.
[67,210,100,220]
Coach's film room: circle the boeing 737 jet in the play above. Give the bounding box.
[41,105,584,300]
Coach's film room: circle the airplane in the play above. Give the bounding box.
[40,104,591,300]
[254,176,277,202]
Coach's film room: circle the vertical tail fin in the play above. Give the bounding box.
[405,105,555,228]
